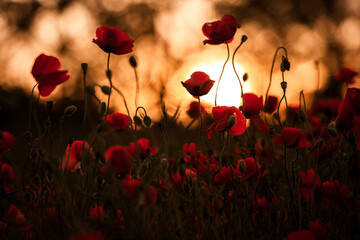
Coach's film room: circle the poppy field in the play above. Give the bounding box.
[1,13,360,240]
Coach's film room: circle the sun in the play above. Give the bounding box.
[186,60,252,107]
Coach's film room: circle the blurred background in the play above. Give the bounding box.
[0,0,359,129]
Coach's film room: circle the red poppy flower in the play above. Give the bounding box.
[93,26,134,55]
[264,95,278,113]
[335,88,360,130]
[62,141,90,172]
[208,106,246,139]
[0,163,14,183]
[181,71,215,98]
[31,53,70,97]
[321,180,340,199]
[334,66,358,84]
[90,206,105,220]
[309,219,328,239]
[242,93,263,118]
[6,205,32,231]
[0,131,15,154]
[299,169,320,202]
[272,127,310,148]
[106,112,132,131]
[284,230,316,240]
[202,14,241,45]
[106,146,131,175]
[183,143,211,174]
[70,231,103,240]
[186,101,207,119]
[238,157,262,180]
[126,138,158,159]
[122,179,157,206]
[214,166,240,186]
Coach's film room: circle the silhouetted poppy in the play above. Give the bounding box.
[181,71,215,98]
[62,141,90,172]
[93,26,134,55]
[106,146,131,175]
[264,95,278,113]
[208,106,246,139]
[31,53,70,97]
[238,157,262,180]
[299,169,320,202]
[334,66,358,84]
[272,127,310,148]
[202,14,240,45]
[186,101,207,119]
[0,131,15,154]
[106,112,132,131]
[242,93,263,118]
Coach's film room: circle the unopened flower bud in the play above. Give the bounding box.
[241,35,248,43]
[281,56,290,72]
[327,122,338,137]
[227,115,236,129]
[242,73,248,82]
[64,105,77,117]
[81,63,88,72]
[101,86,111,95]
[143,115,152,127]
[99,102,106,116]
[280,81,287,90]
[129,55,137,68]
[133,115,142,125]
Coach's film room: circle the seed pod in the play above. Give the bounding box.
[64,105,77,117]
[81,63,88,72]
[281,56,290,72]
[241,35,248,43]
[133,115,142,126]
[280,81,287,90]
[242,73,248,82]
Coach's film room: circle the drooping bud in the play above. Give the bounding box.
[133,115,142,126]
[64,105,77,117]
[129,55,137,68]
[281,56,290,72]
[241,35,248,43]
[101,86,111,95]
[143,115,152,127]
[280,81,287,90]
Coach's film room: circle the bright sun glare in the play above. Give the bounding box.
[186,61,252,107]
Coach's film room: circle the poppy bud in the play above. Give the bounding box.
[281,56,290,72]
[143,115,152,127]
[129,55,137,68]
[133,115,142,126]
[99,102,106,116]
[81,63,88,72]
[227,115,236,129]
[97,123,105,133]
[241,35,248,43]
[280,81,287,90]
[238,160,245,173]
[101,86,111,95]
[327,122,338,137]
[46,101,54,113]
[106,70,112,79]
[242,73,248,82]
[64,105,77,117]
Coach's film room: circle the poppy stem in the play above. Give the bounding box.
[232,35,247,107]
[215,43,230,107]
[264,47,288,111]
[198,97,203,140]
[105,52,112,118]
[112,86,134,131]
[134,66,139,109]
[27,83,38,132]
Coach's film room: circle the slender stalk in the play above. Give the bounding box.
[264,47,288,111]
[198,97,203,140]
[215,43,230,107]
[27,83,39,131]
[105,53,112,117]
[112,86,134,131]
[134,67,139,109]
[231,37,247,107]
